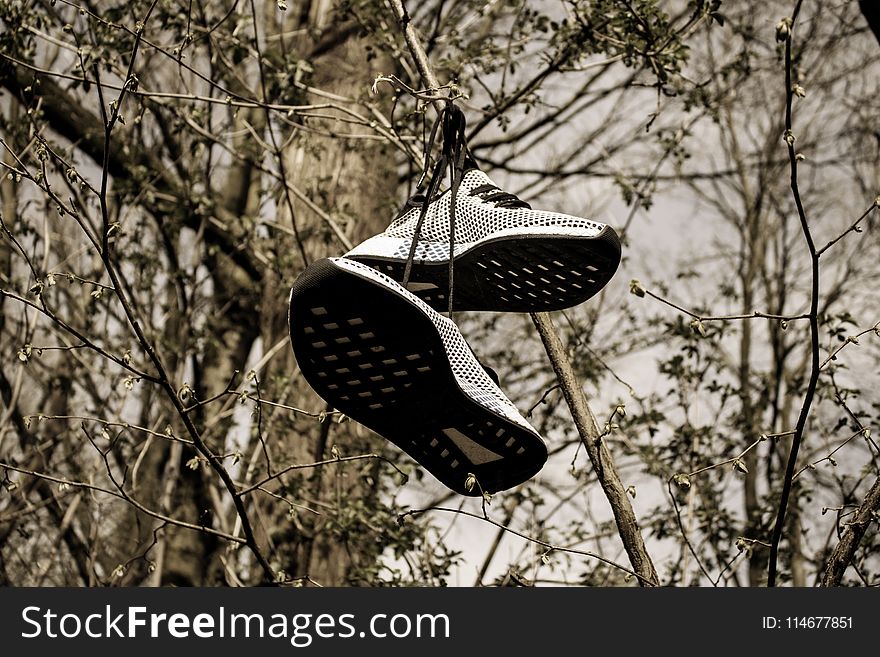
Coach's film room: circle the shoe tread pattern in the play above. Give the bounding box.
[289,258,547,494]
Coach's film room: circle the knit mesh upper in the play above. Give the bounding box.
[383,168,605,243]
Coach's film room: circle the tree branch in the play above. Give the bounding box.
[530,312,659,586]
[820,474,880,586]
[768,0,820,587]
[0,62,262,282]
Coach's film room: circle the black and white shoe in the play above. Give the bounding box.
[288,257,547,495]
[346,139,620,312]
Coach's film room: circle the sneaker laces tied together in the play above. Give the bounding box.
[401,100,473,317]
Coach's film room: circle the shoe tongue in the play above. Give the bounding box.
[461,167,496,193]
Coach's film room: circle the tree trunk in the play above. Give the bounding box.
[212,0,398,585]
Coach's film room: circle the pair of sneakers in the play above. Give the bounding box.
[288,104,620,496]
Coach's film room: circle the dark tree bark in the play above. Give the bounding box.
[821,476,880,586]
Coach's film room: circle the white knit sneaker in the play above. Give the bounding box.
[288,257,547,495]
[345,165,621,312]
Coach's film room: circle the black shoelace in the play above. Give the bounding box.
[468,183,531,209]
[399,102,509,389]
[401,101,473,317]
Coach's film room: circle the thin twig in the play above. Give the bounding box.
[0,461,245,544]
[399,506,653,586]
[667,479,716,585]
[237,453,407,496]
[768,0,818,588]
[819,322,880,371]
[816,202,878,257]
[642,288,809,323]
[792,429,869,481]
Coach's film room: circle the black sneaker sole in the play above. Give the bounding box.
[349,226,621,312]
[288,258,547,495]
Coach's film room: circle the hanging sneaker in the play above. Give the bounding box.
[346,165,621,312]
[288,257,547,495]
[344,102,621,313]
